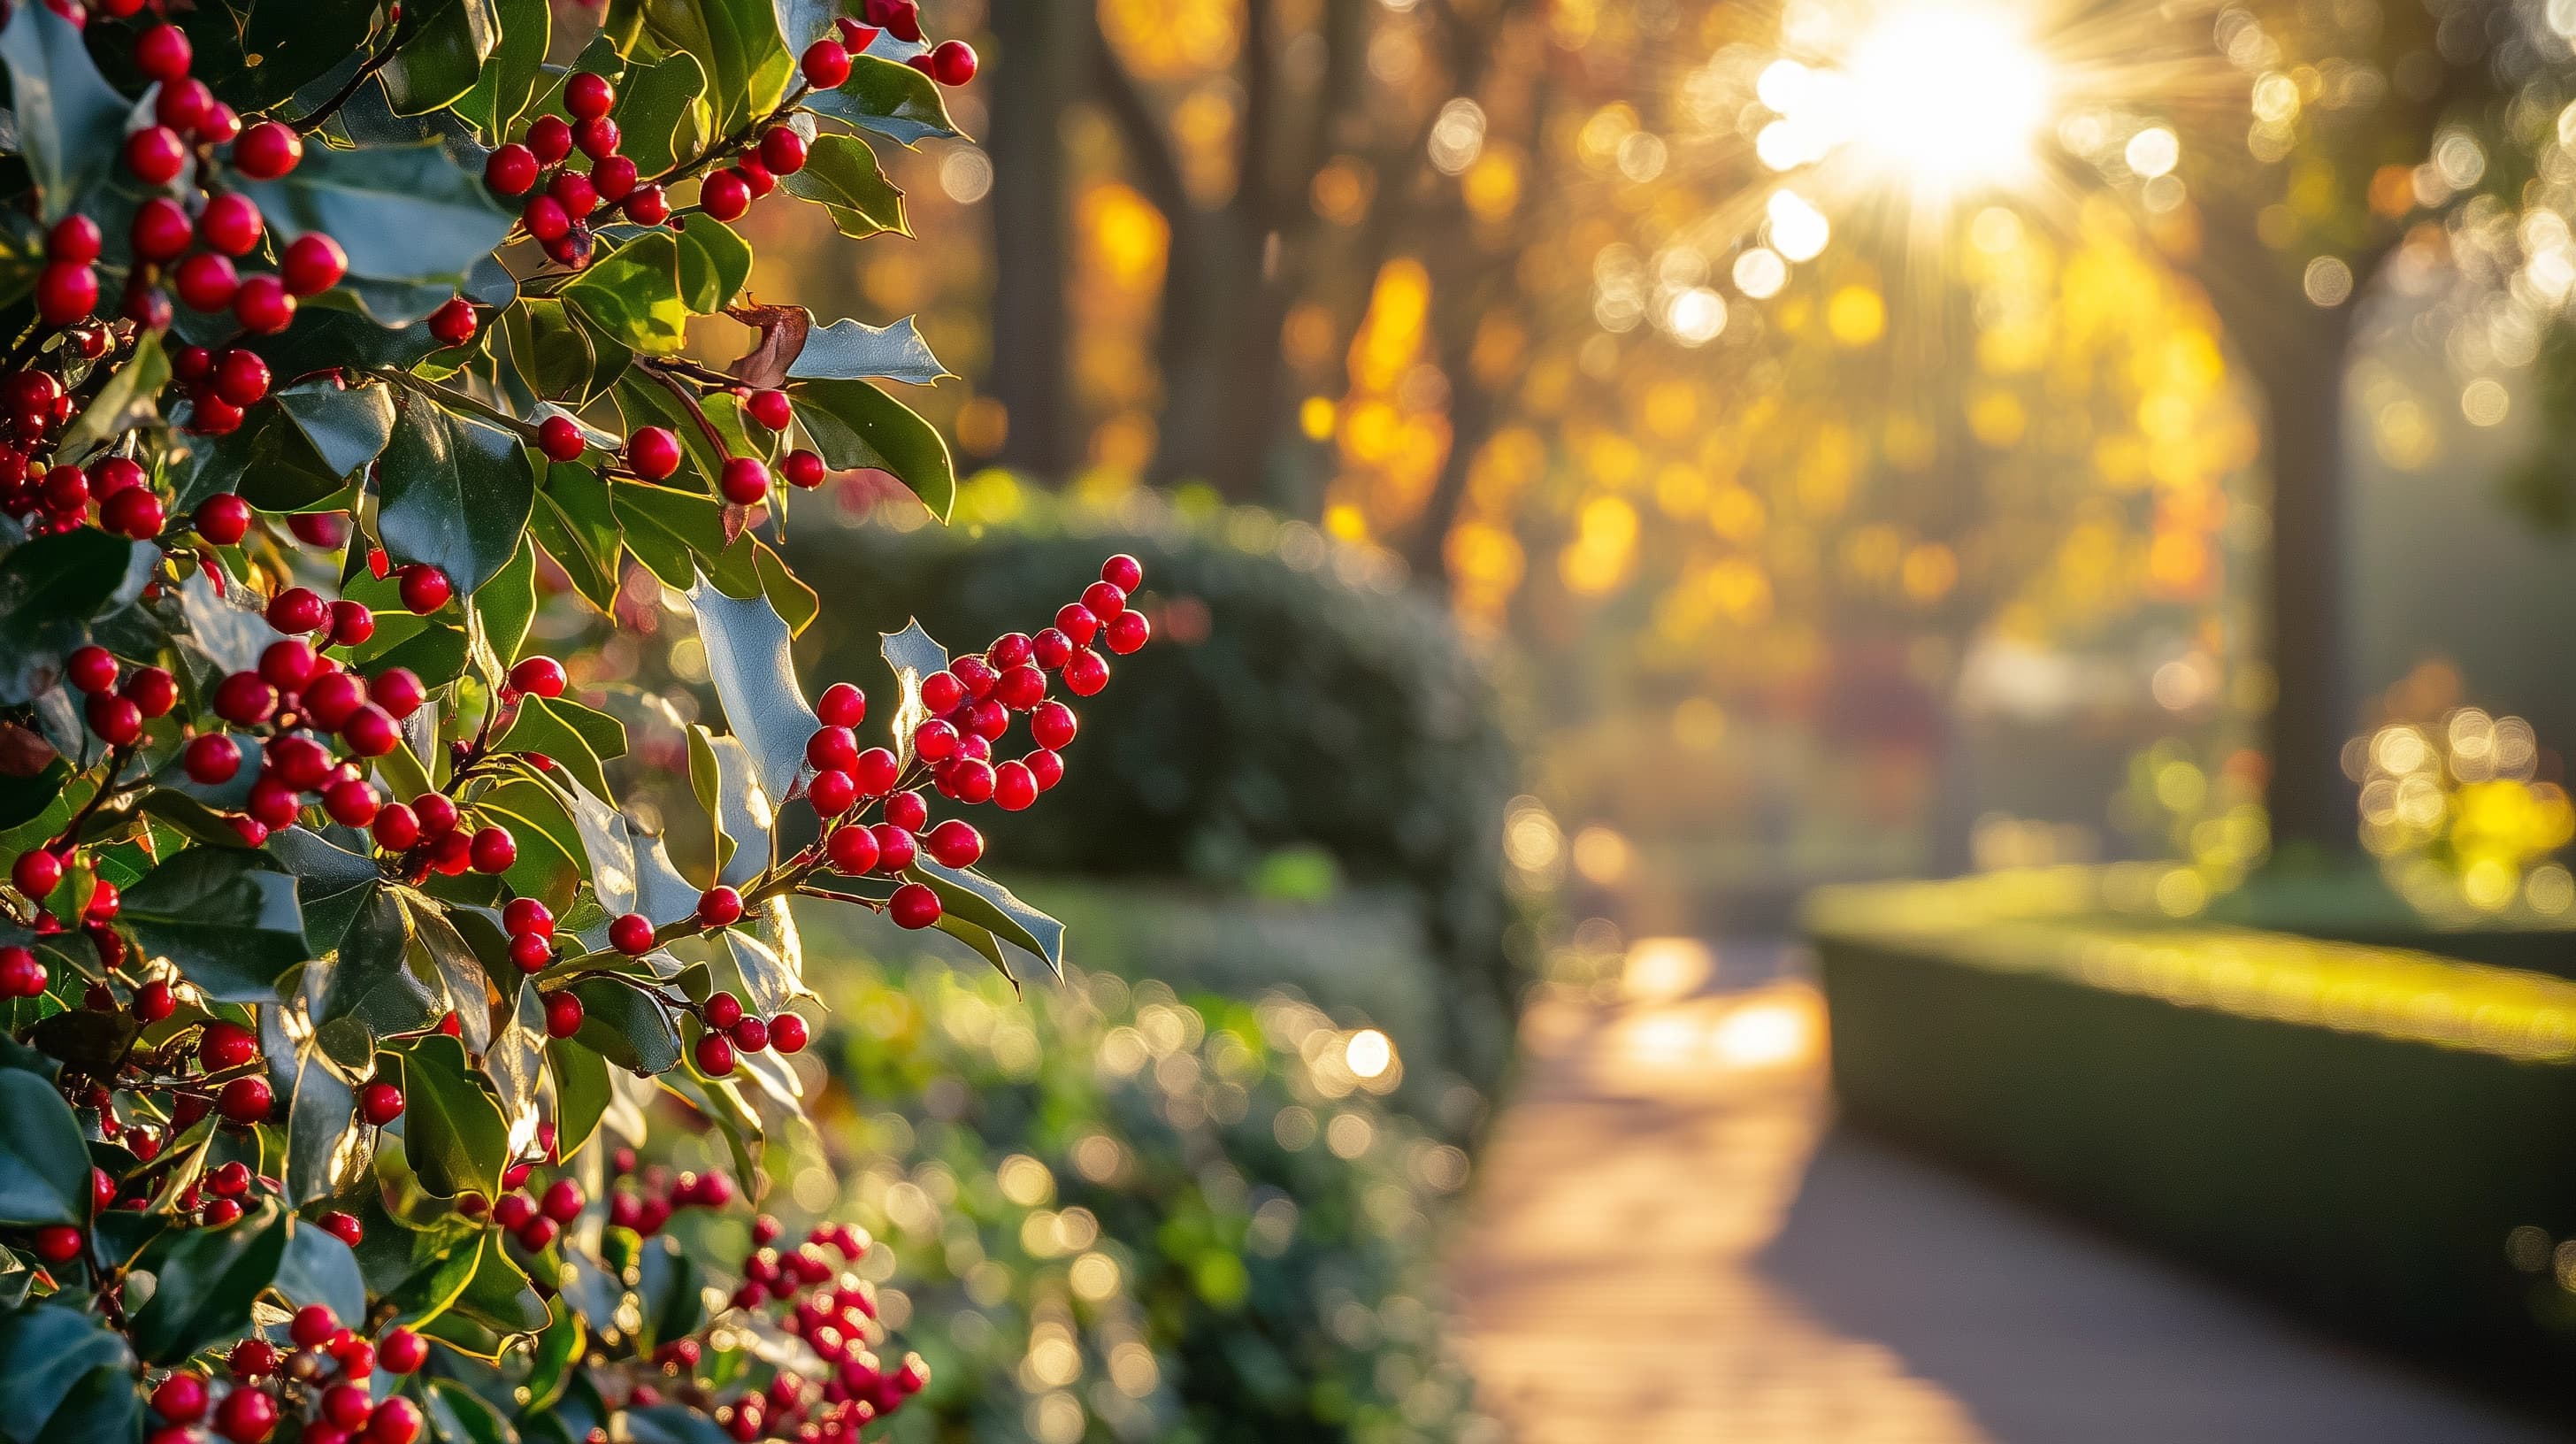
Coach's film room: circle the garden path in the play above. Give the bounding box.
[1445,940,2569,1444]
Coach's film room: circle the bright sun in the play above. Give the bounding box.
[1760,2,2057,199]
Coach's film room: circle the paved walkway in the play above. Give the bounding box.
[1445,941,2570,1444]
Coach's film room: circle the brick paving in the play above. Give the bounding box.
[1445,949,2568,1443]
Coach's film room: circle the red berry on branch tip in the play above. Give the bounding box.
[889,882,940,930]
[610,912,655,955]
[234,121,303,180]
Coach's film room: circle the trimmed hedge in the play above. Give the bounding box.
[1808,868,2576,1399]
[782,490,1523,1096]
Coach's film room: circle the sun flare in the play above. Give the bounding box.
[1761,1,2058,199]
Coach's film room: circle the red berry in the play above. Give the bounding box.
[1105,609,1151,654]
[808,769,858,818]
[371,667,427,718]
[187,733,247,788]
[719,456,770,503]
[85,691,140,744]
[46,215,100,265]
[748,388,793,431]
[427,297,478,347]
[888,882,940,929]
[758,127,809,177]
[131,197,194,260]
[195,493,251,544]
[320,1382,372,1430]
[593,154,640,202]
[995,663,1046,710]
[853,746,901,795]
[380,1327,427,1374]
[543,989,584,1039]
[565,71,617,119]
[367,1395,423,1444]
[198,192,264,255]
[233,274,294,334]
[213,672,277,726]
[696,886,743,927]
[234,121,303,180]
[325,779,380,826]
[151,1372,209,1423]
[214,1386,276,1444]
[541,1178,583,1223]
[469,825,517,874]
[200,103,242,146]
[134,23,193,81]
[610,912,655,955]
[134,979,176,1022]
[994,760,1038,811]
[732,1015,770,1052]
[174,252,238,312]
[574,116,621,160]
[510,655,567,697]
[928,39,978,85]
[341,703,400,757]
[281,234,349,296]
[292,1302,338,1347]
[886,790,930,832]
[625,184,671,226]
[913,718,958,761]
[627,426,682,480]
[504,897,555,937]
[358,1079,404,1125]
[1055,603,1100,645]
[329,599,375,647]
[397,564,453,614]
[32,1224,80,1264]
[537,415,586,462]
[782,448,826,488]
[229,1339,278,1378]
[414,793,460,838]
[12,849,63,897]
[872,824,917,872]
[807,724,858,771]
[486,142,540,196]
[1101,554,1144,590]
[65,643,116,694]
[547,168,598,219]
[924,818,983,868]
[508,932,551,974]
[1063,649,1110,696]
[700,170,751,222]
[770,1012,810,1054]
[36,262,96,326]
[694,1031,736,1076]
[527,115,573,163]
[125,126,187,185]
[1082,580,1128,620]
[0,947,43,998]
[213,348,271,406]
[802,40,854,88]
[704,992,744,1030]
[218,1075,272,1124]
[825,825,878,874]
[815,681,865,727]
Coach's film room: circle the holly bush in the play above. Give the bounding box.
[806,957,1494,1444]
[0,3,1163,1443]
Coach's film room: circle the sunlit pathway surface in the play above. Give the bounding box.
[1445,941,2569,1444]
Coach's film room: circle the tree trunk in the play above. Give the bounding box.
[2186,222,2364,860]
[985,1,1079,476]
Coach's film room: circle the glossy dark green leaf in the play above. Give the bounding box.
[547,1040,610,1161]
[379,395,537,596]
[674,218,753,315]
[785,377,954,519]
[175,568,288,678]
[786,314,947,385]
[225,405,352,514]
[470,537,539,679]
[501,299,624,405]
[124,848,307,1002]
[608,50,709,174]
[686,578,819,803]
[0,1302,133,1440]
[382,0,500,115]
[234,142,514,320]
[454,0,549,136]
[632,1233,709,1348]
[315,887,433,1043]
[911,859,1065,979]
[58,333,172,457]
[623,1405,733,1444]
[778,134,906,238]
[0,6,133,221]
[395,1034,508,1199]
[129,1198,288,1363]
[406,898,496,1055]
[687,726,773,888]
[563,232,688,356]
[275,379,398,480]
[27,1007,137,1075]
[267,826,385,958]
[0,1068,89,1226]
[754,538,819,636]
[486,987,546,1150]
[185,0,379,110]
[568,977,680,1076]
[494,695,617,801]
[528,464,624,611]
[611,479,730,590]
[0,530,157,704]
[284,1040,367,1206]
[275,1215,368,1323]
[807,54,959,146]
[426,1376,522,1444]
[638,0,792,133]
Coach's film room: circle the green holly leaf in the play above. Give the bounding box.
[786,314,947,385]
[528,463,625,611]
[0,531,157,705]
[0,1302,134,1440]
[564,232,690,356]
[27,1363,142,1444]
[123,848,307,1002]
[686,577,818,803]
[0,1067,90,1226]
[234,142,514,323]
[0,5,134,221]
[275,1215,368,1324]
[454,0,549,135]
[687,726,774,889]
[381,0,500,113]
[548,1041,610,1160]
[671,218,753,314]
[568,976,681,1076]
[609,50,710,174]
[395,1034,509,1199]
[806,54,958,146]
[283,1039,368,1206]
[910,859,1066,979]
[267,826,384,957]
[129,1198,289,1363]
[879,618,948,770]
[636,0,792,134]
[184,0,380,110]
[275,379,399,481]
[785,377,954,519]
[313,887,434,1043]
[494,695,621,802]
[378,395,537,596]
[58,333,172,459]
[501,299,628,406]
[778,134,907,238]
[611,479,730,590]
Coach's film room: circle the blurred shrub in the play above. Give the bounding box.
[808,953,1499,1444]
[784,484,1523,1095]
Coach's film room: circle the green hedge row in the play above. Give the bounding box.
[1808,869,2576,1402]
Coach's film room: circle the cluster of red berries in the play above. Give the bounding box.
[7,845,129,977]
[603,1153,740,1234]
[477,1172,586,1254]
[3,447,169,539]
[143,1303,430,1444]
[482,68,660,267]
